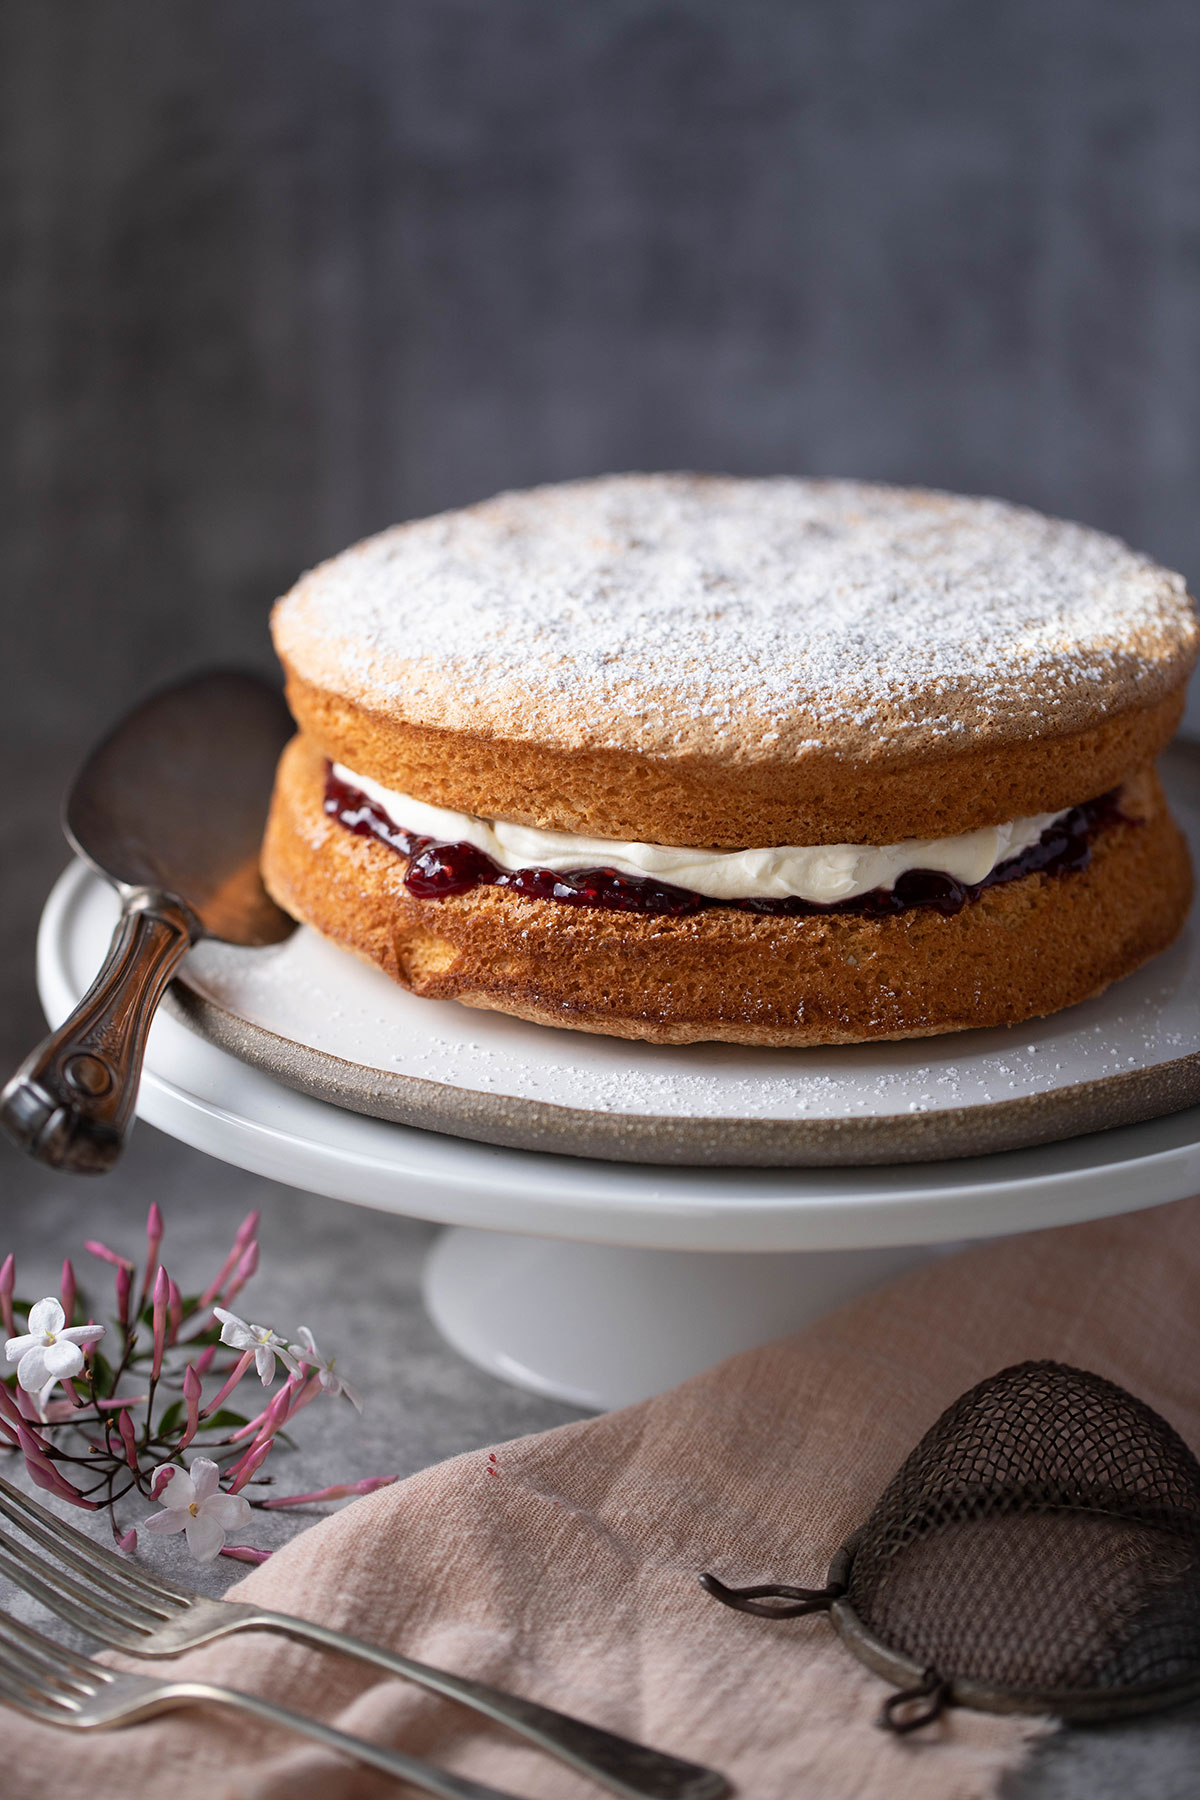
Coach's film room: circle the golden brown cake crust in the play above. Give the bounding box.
[283,669,1186,851]
[261,735,1194,1048]
[272,475,1198,846]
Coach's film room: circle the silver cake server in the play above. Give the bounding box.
[1,669,295,1174]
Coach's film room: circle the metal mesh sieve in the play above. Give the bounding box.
[701,1362,1200,1731]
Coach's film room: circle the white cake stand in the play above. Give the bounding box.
[37,861,1200,1409]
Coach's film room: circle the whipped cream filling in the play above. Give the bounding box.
[332,763,1071,905]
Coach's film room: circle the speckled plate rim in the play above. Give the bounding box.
[159,981,1200,1168]
[34,859,1200,1248]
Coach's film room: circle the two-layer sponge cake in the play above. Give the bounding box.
[264,475,1197,1046]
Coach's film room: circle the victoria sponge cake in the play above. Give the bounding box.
[263,475,1198,1046]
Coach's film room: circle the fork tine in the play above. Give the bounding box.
[0,1607,105,1691]
[0,1636,86,1712]
[0,1504,170,1634]
[0,1661,78,1721]
[0,1475,190,1605]
[0,1634,92,1700]
[0,1536,157,1641]
[0,1610,541,1800]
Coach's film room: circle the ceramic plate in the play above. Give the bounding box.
[34,858,1200,1247]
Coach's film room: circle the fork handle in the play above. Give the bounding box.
[153,1678,524,1800]
[242,1608,726,1800]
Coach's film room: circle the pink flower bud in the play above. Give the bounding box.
[0,1382,31,1436]
[192,1342,217,1377]
[151,1266,170,1380]
[230,1372,299,1442]
[60,1258,76,1326]
[265,1373,303,1429]
[199,1264,234,1312]
[221,1240,259,1308]
[0,1254,14,1339]
[13,1382,41,1423]
[150,1464,176,1499]
[285,1373,325,1423]
[115,1527,138,1554]
[85,1240,134,1273]
[228,1404,269,1442]
[116,1262,132,1329]
[220,1544,272,1564]
[263,1475,398,1508]
[142,1201,164,1300]
[201,1347,255,1418]
[227,1435,273,1493]
[179,1363,202,1450]
[19,1440,61,1490]
[117,1408,138,1472]
[16,1426,95,1507]
[199,1210,260,1309]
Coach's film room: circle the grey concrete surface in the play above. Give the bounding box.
[4,4,1200,1792]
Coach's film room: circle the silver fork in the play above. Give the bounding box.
[0,1475,726,1800]
[0,1599,524,1799]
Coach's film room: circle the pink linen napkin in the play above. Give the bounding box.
[6,1193,1200,1800]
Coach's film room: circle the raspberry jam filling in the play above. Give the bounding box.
[323,764,1122,920]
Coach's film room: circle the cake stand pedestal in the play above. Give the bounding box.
[37,862,1200,1409]
[423,1233,932,1408]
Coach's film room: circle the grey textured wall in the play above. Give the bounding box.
[3,0,1200,1057]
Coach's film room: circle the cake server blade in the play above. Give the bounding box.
[1,669,295,1174]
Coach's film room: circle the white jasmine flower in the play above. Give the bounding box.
[288,1326,363,1412]
[143,1458,252,1563]
[4,1298,104,1393]
[213,1308,298,1385]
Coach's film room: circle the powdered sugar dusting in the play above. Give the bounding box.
[274,476,1197,761]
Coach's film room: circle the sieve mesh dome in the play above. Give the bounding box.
[702,1362,1200,1730]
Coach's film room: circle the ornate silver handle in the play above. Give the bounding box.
[0,887,196,1173]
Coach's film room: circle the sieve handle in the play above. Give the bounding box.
[698,1572,842,1618]
[879,1671,951,1735]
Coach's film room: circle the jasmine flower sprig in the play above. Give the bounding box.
[0,1205,396,1563]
